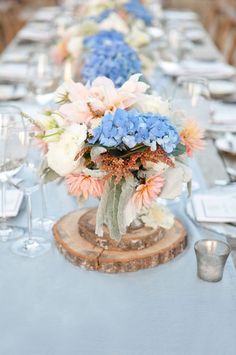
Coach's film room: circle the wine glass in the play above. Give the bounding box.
[0,105,26,242]
[173,76,211,128]
[11,131,51,257]
[32,170,56,233]
[27,50,61,107]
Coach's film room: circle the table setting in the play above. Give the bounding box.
[0,0,236,354]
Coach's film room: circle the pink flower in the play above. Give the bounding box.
[132,173,165,210]
[58,74,149,125]
[31,125,48,154]
[180,120,205,157]
[52,41,68,64]
[66,173,105,199]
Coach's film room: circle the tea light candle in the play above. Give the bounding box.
[194,239,231,282]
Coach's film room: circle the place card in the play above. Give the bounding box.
[191,192,236,223]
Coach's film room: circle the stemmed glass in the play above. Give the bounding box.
[11,131,51,257]
[32,168,56,233]
[0,105,26,241]
[27,50,61,107]
[27,50,59,231]
[173,76,211,128]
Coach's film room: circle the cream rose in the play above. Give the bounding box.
[47,124,87,176]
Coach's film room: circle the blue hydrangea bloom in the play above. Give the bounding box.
[125,0,153,25]
[89,109,180,154]
[90,10,113,23]
[82,31,141,87]
[83,30,124,49]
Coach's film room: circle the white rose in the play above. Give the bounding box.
[47,124,87,176]
[135,94,171,116]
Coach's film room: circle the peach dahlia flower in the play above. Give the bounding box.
[180,120,205,157]
[132,173,165,210]
[66,173,105,199]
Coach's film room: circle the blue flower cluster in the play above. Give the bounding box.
[82,31,141,87]
[124,0,153,25]
[90,10,113,23]
[89,109,180,154]
[83,30,124,49]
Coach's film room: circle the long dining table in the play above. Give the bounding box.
[0,5,236,355]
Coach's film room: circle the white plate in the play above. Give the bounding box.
[0,84,26,101]
[159,60,236,79]
[18,28,53,43]
[215,136,236,155]
[164,10,198,21]
[32,7,59,22]
[185,29,205,42]
[209,80,236,97]
[0,64,28,82]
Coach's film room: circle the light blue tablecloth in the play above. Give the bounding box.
[0,161,236,355]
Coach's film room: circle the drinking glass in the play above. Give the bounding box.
[195,239,231,282]
[0,105,26,241]
[11,132,51,257]
[173,76,211,128]
[27,50,61,107]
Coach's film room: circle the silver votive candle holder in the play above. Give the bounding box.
[194,239,231,282]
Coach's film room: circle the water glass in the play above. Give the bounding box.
[194,239,231,282]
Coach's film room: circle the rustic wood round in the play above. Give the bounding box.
[53,209,187,273]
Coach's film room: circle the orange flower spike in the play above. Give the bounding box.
[180,120,205,157]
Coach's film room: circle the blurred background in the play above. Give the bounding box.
[0,0,235,66]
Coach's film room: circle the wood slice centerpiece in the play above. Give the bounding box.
[53,208,187,273]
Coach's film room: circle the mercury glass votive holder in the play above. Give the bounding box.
[194,239,231,282]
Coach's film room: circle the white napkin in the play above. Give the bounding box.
[0,189,24,218]
[209,80,236,97]
[185,29,205,42]
[32,7,59,22]
[160,60,236,79]
[18,28,53,42]
[211,102,236,125]
[0,64,28,82]
[164,10,198,21]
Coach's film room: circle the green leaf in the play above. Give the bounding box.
[172,144,186,157]
[117,176,136,235]
[39,159,60,183]
[95,180,111,236]
[104,179,122,241]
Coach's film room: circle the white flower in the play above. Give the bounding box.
[141,202,174,230]
[67,37,83,58]
[134,94,171,116]
[47,124,87,176]
[100,13,129,34]
[127,28,150,48]
[36,113,55,130]
[160,161,192,199]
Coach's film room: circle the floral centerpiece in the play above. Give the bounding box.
[82,30,141,86]
[52,11,151,67]
[31,74,204,241]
